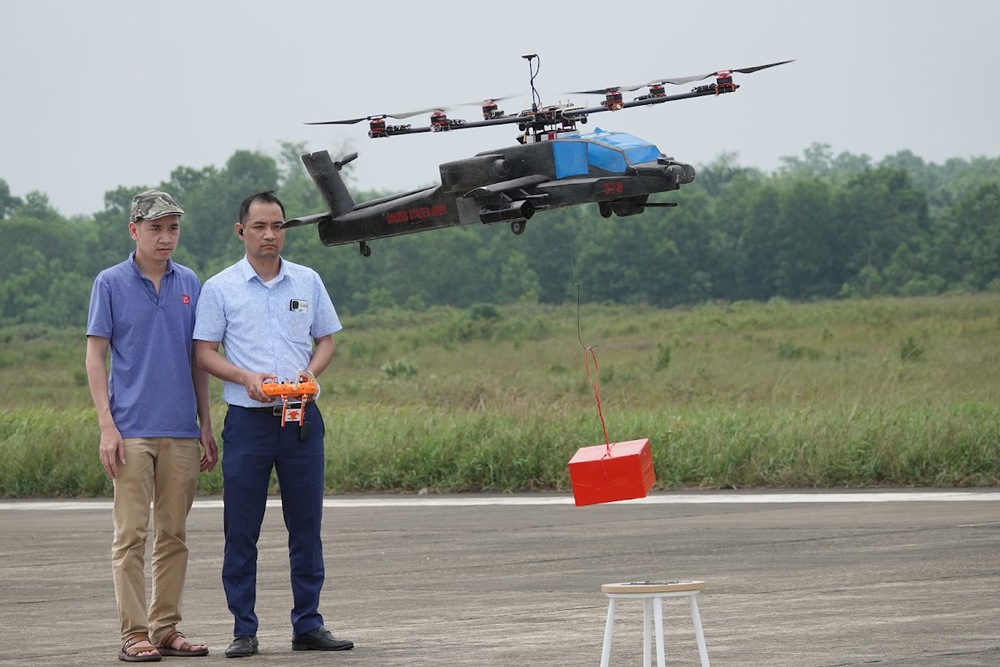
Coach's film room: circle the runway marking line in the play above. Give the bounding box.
[3,491,1000,511]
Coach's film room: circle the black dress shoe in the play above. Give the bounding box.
[291,626,354,651]
[225,636,259,658]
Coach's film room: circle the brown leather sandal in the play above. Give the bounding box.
[155,629,209,657]
[118,635,162,662]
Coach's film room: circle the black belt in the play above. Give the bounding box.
[233,404,313,441]
[237,405,285,416]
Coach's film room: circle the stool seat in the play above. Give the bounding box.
[602,580,705,594]
[599,580,710,667]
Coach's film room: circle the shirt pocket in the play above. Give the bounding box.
[281,309,313,343]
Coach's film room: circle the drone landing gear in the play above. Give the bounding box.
[599,201,613,219]
[359,241,372,257]
[510,220,527,235]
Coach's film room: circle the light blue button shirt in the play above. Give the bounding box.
[193,256,342,408]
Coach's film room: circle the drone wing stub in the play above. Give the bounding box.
[462,174,551,228]
[462,174,550,201]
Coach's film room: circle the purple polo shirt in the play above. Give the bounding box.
[86,252,201,438]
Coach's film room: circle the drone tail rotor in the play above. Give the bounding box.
[301,150,357,218]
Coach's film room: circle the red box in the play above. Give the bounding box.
[567,438,656,507]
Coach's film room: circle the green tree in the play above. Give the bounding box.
[170,150,281,274]
[0,214,93,326]
[779,143,872,185]
[15,191,59,220]
[0,179,24,219]
[90,185,145,273]
[694,152,763,197]
[652,188,716,305]
[497,248,540,304]
[836,168,930,287]
[774,176,840,298]
[514,205,586,305]
[946,182,1000,290]
[727,179,784,300]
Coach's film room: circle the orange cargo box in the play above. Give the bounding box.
[567,438,655,507]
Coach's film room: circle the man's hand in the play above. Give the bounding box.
[99,424,126,478]
[199,423,219,472]
[243,370,278,403]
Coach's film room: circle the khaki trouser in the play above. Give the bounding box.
[111,437,200,643]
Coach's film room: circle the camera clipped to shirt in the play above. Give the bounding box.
[289,298,309,313]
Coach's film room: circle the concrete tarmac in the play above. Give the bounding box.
[1,491,999,666]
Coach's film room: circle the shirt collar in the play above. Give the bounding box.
[238,255,286,284]
[128,250,175,277]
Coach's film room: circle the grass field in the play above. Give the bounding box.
[1,294,999,497]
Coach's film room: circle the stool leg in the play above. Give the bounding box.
[653,596,666,667]
[642,599,652,667]
[690,594,710,667]
[600,598,616,667]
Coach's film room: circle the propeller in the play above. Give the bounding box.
[452,94,519,119]
[645,59,795,87]
[307,94,519,126]
[306,106,445,126]
[568,82,649,96]
[569,59,795,96]
[460,94,518,106]
[565,82,647,111]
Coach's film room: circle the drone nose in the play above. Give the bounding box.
[666,163,696,185]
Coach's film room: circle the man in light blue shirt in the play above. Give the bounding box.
[193,190,353,658]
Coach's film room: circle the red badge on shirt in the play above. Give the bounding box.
[182,294,191,305]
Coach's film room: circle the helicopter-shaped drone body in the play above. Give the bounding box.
[285,55,793,257]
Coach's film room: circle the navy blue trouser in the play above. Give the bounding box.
[221,402,326,637]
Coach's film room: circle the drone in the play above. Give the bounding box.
[285,55,793,257]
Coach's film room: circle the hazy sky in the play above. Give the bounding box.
[2,1,998,217]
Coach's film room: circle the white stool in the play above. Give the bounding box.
[599,580,710,667]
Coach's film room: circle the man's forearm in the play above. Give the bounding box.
[192,363,213,425]
[307,335,335,378]
[194,341,248,385]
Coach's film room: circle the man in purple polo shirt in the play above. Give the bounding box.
[85,189,219,662]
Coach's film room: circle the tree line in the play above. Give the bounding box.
[1,141,999,327]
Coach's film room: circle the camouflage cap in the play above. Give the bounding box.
[129,189,185,223]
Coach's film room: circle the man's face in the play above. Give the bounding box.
[129,214,180,261]
[238,201,285,260]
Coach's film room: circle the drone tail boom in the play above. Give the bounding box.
[302,150,357,218]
